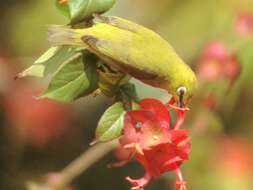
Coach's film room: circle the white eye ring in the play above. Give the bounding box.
[177,86,187,96]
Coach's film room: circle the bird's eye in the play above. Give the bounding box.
[177,86,187,96]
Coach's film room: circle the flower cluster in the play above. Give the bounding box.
[196,41,241,86]
[117,98,191,190]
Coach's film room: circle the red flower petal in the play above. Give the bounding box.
[119,110,158,149]
[120,101,171,149]
[120,114,171,150]
[171,130,191,160]
[127,110,156,125]
[138,120,172,149]
[171,130,190,144]
[126,173,151,190]
[139,98,170,125]
[119,113,139,149]
[140,143,182,177]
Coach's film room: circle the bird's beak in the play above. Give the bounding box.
[179,94,185,108]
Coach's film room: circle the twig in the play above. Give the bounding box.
[27,139,119,190]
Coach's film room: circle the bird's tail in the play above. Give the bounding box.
[48,25,86,47]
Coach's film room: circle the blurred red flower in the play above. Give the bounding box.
[58,0,69,5]
[214,137,253,176]
[197,41,241,86]
[235,13,253,37]
[4,85,73,148]
[201,41,229,61]
[204,93,217,110]
[119,99,191,190]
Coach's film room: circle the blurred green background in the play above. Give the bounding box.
[1,0,253,190]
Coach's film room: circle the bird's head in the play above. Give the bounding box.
[166,66,197,108]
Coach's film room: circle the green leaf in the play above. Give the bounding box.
[96,102,125,142]
[18,64,45,78]
[18,46,80,78]
[40,52,98,102]
[68,0,116,24]
[35,46,60,64]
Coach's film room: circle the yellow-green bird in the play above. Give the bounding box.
[48,15,197,107]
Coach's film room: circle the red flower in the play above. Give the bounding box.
[235,13,253,37]
[4,85,73,148]
[223,55,241,86]
[214,137,253,176]
[197,41,241,87]
[201,41,229,61]
[118,99,191,190]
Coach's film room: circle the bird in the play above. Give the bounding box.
[48,15,197,107]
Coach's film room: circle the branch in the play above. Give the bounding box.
[27,139,119,190]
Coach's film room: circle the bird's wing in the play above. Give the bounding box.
[81,35,158,80]
[94,14,142,33]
